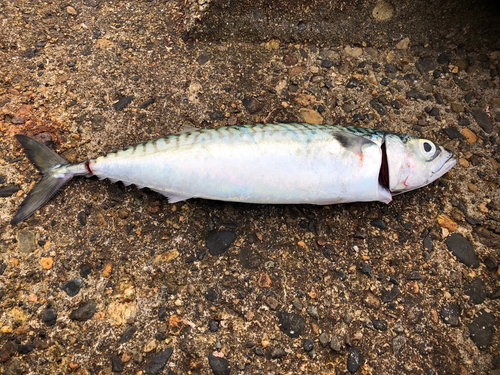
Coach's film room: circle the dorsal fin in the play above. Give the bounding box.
[330,130,375,153]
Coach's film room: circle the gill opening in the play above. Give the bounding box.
[378,141,390,191]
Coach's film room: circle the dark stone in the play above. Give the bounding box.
[69,301,96,321]
[154,332,166,341]
[391,100,401,109]
[370,219,386,229]
[464,277,487,305]
[465,216,481,225]
[271,346,286,358]
[423,236,434,252]
[0,186,21,197]
[404,73,418,83]
[370,100,386,115]
[347,348,362,373]
[61,278,84,297]
[209,111,224,121]
[346,79,360,88]
[239,247,262,269]
[208,352,231,375]
[407,271,423,280]
[209,320,219,332]
[437,52,452,64]
[120,326,137,343]
[434,92,444,104]
[442,127,465,140]
[406,90,426,101]
[206,230,236,256]
[474,227,500,248]
[429,107,439,117]
[445,233,479,268]
[381,287,399,303]
[242,97,263,114]
[440,304,460,326]
[468,309,495,350]
[380,77,390,86]
[80,264,92,278]
[471,109,493,133]
[484,256,498,271]
[17,344,34,354]
[254,347,264,356]
[144,348,174,375]
[416,57,436,75]
[304,338,314,351]
[42,309,57,326]
[113,96,134,111]
[372,319,388,331]
[276,311,305,338]
[0,341,17,363]
[322,60,334,68]
[77,211,87,226]
[197,52,211,65]
[0,175,5,184]
[360,262,372,276]
[139,97,156,109]
[111,355,124,372]
[458,116,470,126]
[385,64,397,73]
[205,287,220,302]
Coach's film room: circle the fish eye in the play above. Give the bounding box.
[420,140,438,159]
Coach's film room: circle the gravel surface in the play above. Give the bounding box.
[0,1,499,374]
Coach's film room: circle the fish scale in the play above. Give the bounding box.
[9,123,456,224]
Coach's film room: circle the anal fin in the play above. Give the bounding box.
[150,188,193,203]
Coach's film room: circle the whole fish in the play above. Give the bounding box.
[10,123,455,224]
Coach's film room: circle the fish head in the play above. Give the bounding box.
[385,134,456,194]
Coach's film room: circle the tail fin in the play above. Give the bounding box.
[11,135,72,225]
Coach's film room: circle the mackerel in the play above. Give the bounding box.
[10,123,455,224]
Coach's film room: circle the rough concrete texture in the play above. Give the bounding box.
[0,1,500,374]
[186,0,500,48]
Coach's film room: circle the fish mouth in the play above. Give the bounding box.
[431,152,456,179]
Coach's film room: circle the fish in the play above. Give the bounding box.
[9,123,456,224]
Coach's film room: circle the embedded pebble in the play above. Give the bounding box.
[144,348,173,375]
[69,301,96,321]
[393,336,407,356]
[319,332,330,347]
[471,109,493,133]
[111,355,124,372]
[464,278,486,305]
[347,348,362,373]
[276,311,305,338]
[372,319,388,331]
[61,278,84,297]
[42,309,57,326]
[206,230,236,256]
[445,234,479,268]
[208,352,230,375]
[303,338,314,351]
[440,304,460,326]
[330,334,341,352]
[468,310,495,350]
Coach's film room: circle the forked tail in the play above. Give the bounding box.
[11,135,74,224]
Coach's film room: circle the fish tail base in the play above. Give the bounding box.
[11,135,73,224]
